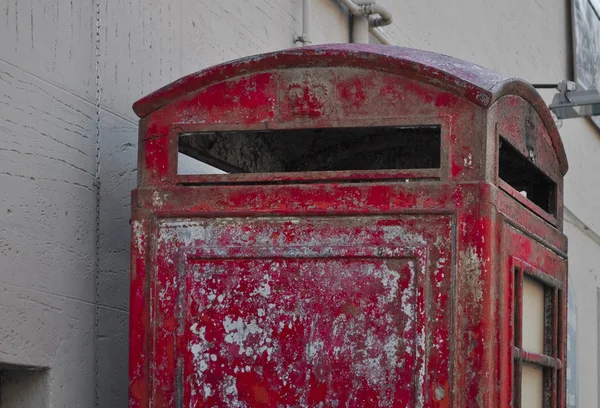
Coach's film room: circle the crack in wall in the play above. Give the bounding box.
[93,0,102,406]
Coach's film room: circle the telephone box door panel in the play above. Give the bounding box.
[152,215,454,407]
[501,224,567,408]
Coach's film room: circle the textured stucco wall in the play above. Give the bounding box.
[1,0,599,406]
[378,0,570,83]
[0,0,97,406]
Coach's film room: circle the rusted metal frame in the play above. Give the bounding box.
[498,179,558,227]
[184,245,424,259]
[544,365,556,408]
[132,192,465,237]
[513,347,559,408]
[493,187,567,256]
[167,115,451,186]
[148,214,161,407]
[516,259,564,291]
[512,348,562,370]
[146,207,458,221]
[543,285,556,408]
[551,288,559,407]
[511,257,565,408]
[501,219,566,261]
[149,212,182,406]
[448,211,458,408]
[512,265,524,408]
[558,282,567,408]
[128,205,152,408]
[553,180,565,233]
[134,180,475,219]
[137,121,147,187]
[174,241,187,408]
[453,201,492,407]
[497,208,512,408]
[177,170,441,186]
[415,245,430,407]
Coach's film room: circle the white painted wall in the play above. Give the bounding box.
[1,0,598,406]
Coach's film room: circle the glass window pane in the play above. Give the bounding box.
[521,363,544,408]
[522,276,545,354]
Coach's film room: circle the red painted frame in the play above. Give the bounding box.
[510,257,565,408]
[130,44,568,407]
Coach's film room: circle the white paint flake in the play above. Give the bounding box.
[223,316,263,355]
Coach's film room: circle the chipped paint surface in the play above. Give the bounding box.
[462,246,484,304]
[129,45,569,408]
[148,216,452,407]
[187,258,418,406]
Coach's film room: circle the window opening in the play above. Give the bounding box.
[513,268,563,408]
[499,137,556,215]
[0,364,49,407]
[177,126,441,175]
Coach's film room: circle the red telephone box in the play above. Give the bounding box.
[129,44,568,407]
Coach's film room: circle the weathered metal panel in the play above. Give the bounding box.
[150,216,452,406]
[130,45,569,408]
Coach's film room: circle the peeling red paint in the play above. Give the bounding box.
[434,92,458,107]
[129,44,568,407]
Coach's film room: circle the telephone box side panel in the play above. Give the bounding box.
[498,211,568,408]
[143,213,458,407]
[452,184,499,407]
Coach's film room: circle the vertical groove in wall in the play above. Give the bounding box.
[94,0,102,405]
[597,288,600,408]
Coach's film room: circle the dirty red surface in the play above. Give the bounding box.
[130,44,568,407]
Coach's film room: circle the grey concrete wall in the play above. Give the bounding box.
[0,0,97,406]
[2,0,599,406]
[378,0,570,83]
[559,120,600,407]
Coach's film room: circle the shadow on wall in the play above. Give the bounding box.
[0,364,49,408]
[567,281,577,408]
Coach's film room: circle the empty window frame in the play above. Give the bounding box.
[513,267,564,408]
[499,137,557,215]
[177,126,441,175]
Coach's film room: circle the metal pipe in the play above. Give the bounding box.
[339,0,362,15]
[295,0,312,46]
[302,0,312,45]
[368,4,392,27]
[370,27,391,45]
[337,0,393,43]
[352,15,370,44]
